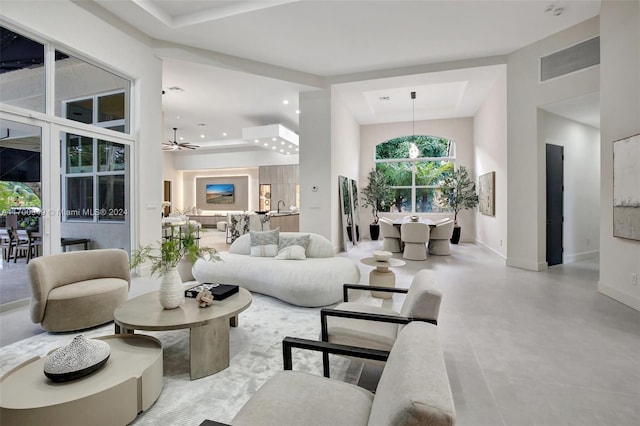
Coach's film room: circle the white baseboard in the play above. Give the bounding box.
[598,281,640,311]
[475,240,507,260]
[564,250,599,264]
[506,257,548,271]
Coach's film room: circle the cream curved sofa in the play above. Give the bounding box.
[28,249,130,332]
[193,232,360,307]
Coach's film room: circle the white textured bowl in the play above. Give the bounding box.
[372,250,392,262]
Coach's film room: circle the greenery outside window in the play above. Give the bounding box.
[63,134,127,222]
[375,135,455,213]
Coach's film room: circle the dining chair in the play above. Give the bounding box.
[428,219,454,255]
[400,222,430,260]
[13,229,32,263]
[379,217,401,252]
[0,229,15,262]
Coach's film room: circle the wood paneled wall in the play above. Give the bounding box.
[259,165,299,211]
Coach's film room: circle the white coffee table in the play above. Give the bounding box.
[360,257,406,299]
[114,286,252,380]
[0,334,163,426]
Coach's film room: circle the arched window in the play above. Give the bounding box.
[375,135,454,213]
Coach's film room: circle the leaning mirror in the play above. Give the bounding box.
[338,175,353,251]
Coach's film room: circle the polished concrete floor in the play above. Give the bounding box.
[1,233,638,425]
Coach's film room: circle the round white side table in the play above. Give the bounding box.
[360,257,406,299]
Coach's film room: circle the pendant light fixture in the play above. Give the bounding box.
[409,91,419,159]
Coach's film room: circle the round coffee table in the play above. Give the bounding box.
[114,286,252,380]
[0,334,162,426]
[360,257,406,299]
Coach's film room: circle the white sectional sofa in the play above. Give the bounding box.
[192,232,360,307]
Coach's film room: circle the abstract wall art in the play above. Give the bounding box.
[478,171,495,216]
[613,134,640,240]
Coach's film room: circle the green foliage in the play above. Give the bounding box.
[0,181,41,214]
[361,169,393,223]
[130,223,220,276]
[435,165,479,224]
[375,135,451,160]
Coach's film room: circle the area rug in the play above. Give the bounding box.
[0,293,362,425]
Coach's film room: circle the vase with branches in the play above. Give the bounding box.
[361,168,393,240]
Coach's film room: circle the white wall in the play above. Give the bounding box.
[506,17,600,271]
[182,168,259,212]
[172,148,297,170]
[538,109,600,263]
[598,0,640,310]
[331,89,361,250]
[360,117,475,242]
[299,90,333,239]
[474,68,508,258]
[2,1,163,253]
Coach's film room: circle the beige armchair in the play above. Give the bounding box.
[226,321,455,426]
[379,217,401,252]
[28,249,130,332]
[320,269,441,373]
[429,218,455,255]
[401,221,430,260]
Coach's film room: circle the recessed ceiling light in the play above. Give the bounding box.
[263,142,268,146]
[280,141,284,145]
[296,110,300,114]
[176,116,180,119]
[280,149,284,152]
[272,146,276,150]
[222,132,227,137]
[254,139,259,143]
[200,134,205,138]
[282,100,289,105]
[179,137,184,141]
[288,145,292,149]
[272,137,277,142]
[295,148,299,151]
[286,152,290,155]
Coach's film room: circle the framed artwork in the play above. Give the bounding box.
[206,183,234,204]
[478,171,495,216]
[613,134,640,240]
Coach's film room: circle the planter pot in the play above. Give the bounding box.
[159,267,184,309]
[450,226,461,244]
[370,224,380,241]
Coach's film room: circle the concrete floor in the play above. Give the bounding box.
[1,233,639,425]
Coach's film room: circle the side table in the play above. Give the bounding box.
[0,334,163,426]
[360,257,406,299]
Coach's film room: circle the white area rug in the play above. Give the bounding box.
[0,293,362,425]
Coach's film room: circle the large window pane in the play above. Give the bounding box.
[98,140,125,172]
[66,134,93,173]
[376,162,412,186]
[66,177,93,220]
[98,175,125,221]
[389,188,412,213]
[415,161,453,186]
[0,27,45,113]
[55,50,129,133]
[376,135,451,160]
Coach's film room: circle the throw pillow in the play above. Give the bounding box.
[275,245,307,260]
[275,233,310,260]
[278,234,311,252]
[250,228,279,257]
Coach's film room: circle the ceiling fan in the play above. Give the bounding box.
[162,127,199,151]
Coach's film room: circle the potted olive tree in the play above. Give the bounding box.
[361,168,392,241]
[436,165,479,244]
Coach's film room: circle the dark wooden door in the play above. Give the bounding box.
[546,144,564,266]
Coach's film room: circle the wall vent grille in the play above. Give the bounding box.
[540,36,600,82]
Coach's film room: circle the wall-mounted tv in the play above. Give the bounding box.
[206,183,234,204]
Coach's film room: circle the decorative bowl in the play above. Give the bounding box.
[372,250,392,262]
[410,215,419,222]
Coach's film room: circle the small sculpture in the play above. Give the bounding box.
[43,335,110,382]
[196,290,214,307]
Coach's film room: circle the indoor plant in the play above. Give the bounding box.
[436,165,479,244]
[361,168,393,240]
[130,223,219,309]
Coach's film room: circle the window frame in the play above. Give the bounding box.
[375,137,456,214]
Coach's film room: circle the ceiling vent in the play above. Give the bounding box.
[540,36,600,82]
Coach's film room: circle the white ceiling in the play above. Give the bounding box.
[93,0,602,151]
